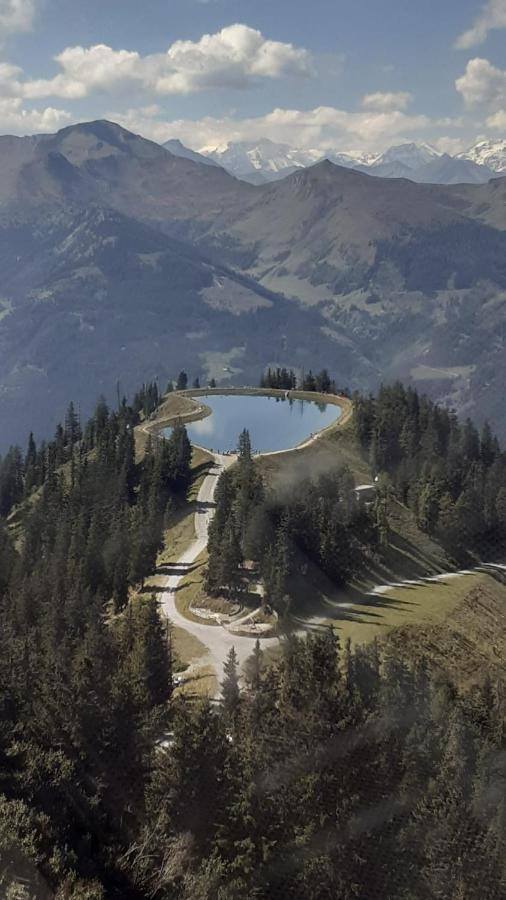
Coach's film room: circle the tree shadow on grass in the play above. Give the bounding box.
[192,460,214,480]
[196,501,215,512]
[156,562,200,576]
[292,589,422,635]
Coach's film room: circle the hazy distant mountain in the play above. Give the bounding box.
[2,119,506,447]
[201,140,383,182]
[163,138,220,168]
[327,150,378,168]
[202,138,323,182]
[363,159,415,179]
[412,154,494,184]
[458,140,506,174]
[372,141,441,170]
[362,152,493,185]
[196,138,502,186]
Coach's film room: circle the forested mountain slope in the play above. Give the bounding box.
[1,382,506,898]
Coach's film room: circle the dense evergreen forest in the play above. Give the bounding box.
[1,380,506,897]
[354,383,506,556]
[130,634,506,899]
[0,384,191,896]
[259,367,336,393]
[206,430,371,615]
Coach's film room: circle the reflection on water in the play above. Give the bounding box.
[164,393,341,454]
[190,416,215,436]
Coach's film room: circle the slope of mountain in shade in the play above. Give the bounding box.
[409,154,494,184]
[0,201,372,449]
[163,138,220,168]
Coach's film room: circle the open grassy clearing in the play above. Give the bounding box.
[320,572,487,648]
[200,348,245,383]
[410,364,475,382]
[174,664,218,699]
[384,573,506,694]
[171,625,209,671]
[135,396,212,459]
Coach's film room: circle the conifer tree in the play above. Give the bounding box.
[221,647,240,720]
[176,370,188,391]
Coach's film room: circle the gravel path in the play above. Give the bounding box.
[158,454,279,691]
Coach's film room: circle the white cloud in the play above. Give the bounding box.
[431,135,471,155]
[486,108,506,128]
[19,25,311,99]
[456,57,506,108]
[23,45,141,99]
[456,0,506,49]
[361,91,413,111]
[0,97,70,133]
[108,103,462,154]
[0,0,35,36]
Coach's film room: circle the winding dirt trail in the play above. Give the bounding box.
[158,454,279,690]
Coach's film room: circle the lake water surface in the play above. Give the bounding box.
[166,393,341,454]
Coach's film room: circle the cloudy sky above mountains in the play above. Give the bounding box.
[0,0,505,152]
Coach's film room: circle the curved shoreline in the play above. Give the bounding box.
[143,387,351,457]
[141,396,213,440]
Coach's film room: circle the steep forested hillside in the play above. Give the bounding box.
[2,382,506,897]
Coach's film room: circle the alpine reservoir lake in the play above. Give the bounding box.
[166,393,341,454]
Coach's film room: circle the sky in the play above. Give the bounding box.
[0,0,505,153]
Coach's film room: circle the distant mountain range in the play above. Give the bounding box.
[188,137,505,185]
[1,119,506,449]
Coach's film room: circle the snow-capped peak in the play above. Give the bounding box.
[370,142,442,170]
[457,140,506,173]
[326,150,378,168]
[165,135,506,185]
[201,139,323,176]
